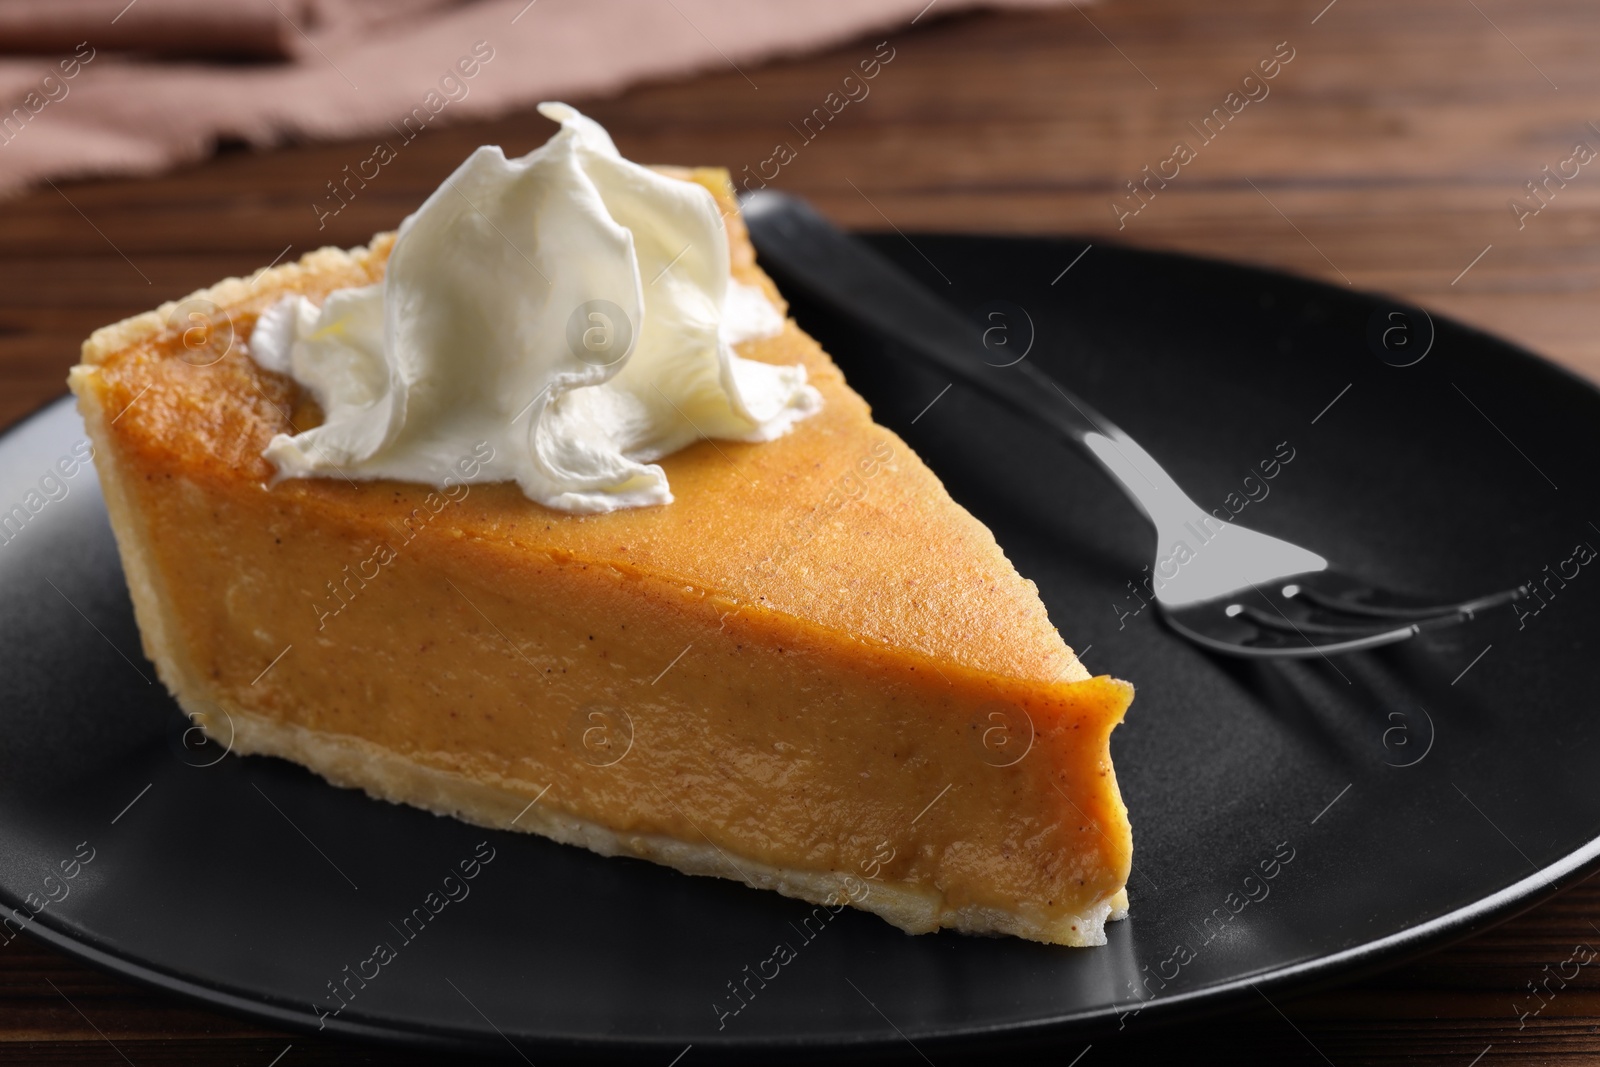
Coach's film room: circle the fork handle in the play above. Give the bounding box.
[741,192,1203,532]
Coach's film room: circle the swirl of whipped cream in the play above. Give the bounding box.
[249,102,821,513]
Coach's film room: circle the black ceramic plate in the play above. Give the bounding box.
[3,235,1598,1063]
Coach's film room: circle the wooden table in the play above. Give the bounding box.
[3,0,1598,1062]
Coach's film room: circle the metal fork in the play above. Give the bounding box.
[741,192,1526,658]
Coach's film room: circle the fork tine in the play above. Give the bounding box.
[1165,576,1520,659]
[1289,581,1528,621]
[1161,609,1422,658]
[1233,604,1430,638]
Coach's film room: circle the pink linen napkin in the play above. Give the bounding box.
[0,0,1069,197]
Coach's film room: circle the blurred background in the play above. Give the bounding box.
[2,0,1598,1062]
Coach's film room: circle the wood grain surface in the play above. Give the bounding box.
[3,0,1599,1062]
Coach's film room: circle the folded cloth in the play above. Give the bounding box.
[0,0,308,59]
[0,0,1069,198]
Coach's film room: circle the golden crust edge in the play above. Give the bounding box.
[78,238,395,367]
[68,364,199,697]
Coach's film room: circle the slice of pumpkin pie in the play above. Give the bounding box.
[67,103,1133,946]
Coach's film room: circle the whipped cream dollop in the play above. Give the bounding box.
[250,102,821,512]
